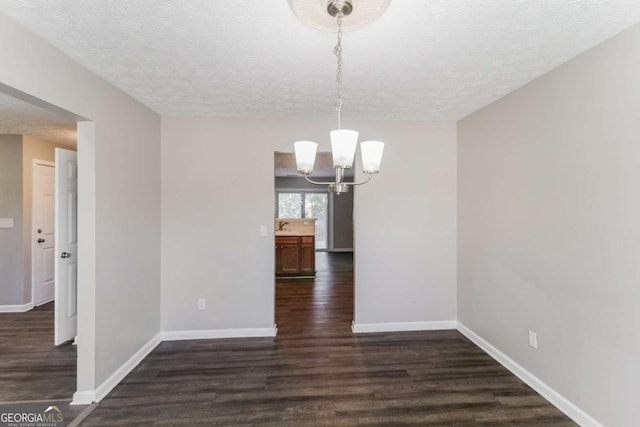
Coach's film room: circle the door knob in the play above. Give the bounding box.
[37,228,43,234]
[60,252,72,259]
[37,238,45,243]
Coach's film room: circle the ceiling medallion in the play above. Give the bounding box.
[288,0,391,32]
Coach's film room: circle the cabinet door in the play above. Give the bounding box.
[280,243,300,273]
[300,237,315,273]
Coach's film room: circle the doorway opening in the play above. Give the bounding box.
[0,87,83,414]
[32,159,56,306]
[274,151,355,336]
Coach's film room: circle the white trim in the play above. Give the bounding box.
[456,323,604,427]
[0,302,34,313]
[70,391,95,406]
[35,297,54,307]
[76,121,96,398]
[162,326,278,341]
[352,320,457,333]
[87,333,161,403]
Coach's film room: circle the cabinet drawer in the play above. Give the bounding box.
[300,236,314,244]
[276,236,299,245]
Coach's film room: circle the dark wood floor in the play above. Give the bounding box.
[276,252,354,337]
[77,252,574,426]
[0,302,88,423]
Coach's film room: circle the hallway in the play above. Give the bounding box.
[276,252,354,337]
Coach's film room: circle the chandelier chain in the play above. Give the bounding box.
[334,14,343,129]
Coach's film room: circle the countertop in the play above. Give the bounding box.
[275,230,314,236]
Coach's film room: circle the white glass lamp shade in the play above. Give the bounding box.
[361,140,384,173]
[330,129,359,168]
[294,141,318,173]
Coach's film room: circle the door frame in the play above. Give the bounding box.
[31,159,56,307]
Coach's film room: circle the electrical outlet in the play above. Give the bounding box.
[528,331,538,349]
[198,298,206,310]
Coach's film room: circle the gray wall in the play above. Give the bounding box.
[458,24,640,426]
[161,118,457,333]
[354,122,457,326]
[275,176,354,250]
[0,135,24,305]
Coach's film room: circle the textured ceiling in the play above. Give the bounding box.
[1,1,640,121]
[0,91,77,147]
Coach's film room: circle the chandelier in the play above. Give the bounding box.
[293,0,384,194]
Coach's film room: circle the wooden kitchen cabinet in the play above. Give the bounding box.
[276,236,300,274]
[276,235,315,276]
[300,236,315,274]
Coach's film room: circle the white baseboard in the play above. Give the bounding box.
[161,326,278,341]
[328,248,353,253]
[70,391,95,406]
[456,323,603,427]
[0,301,34,313]
[34,297,54,307]
[71,328,277,404]
[352,320,457,333]
[68,321,603,427]
[89,333,161,403]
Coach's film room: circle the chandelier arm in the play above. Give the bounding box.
[302,172,371,188]
[302,173,337,186]
[344,174,373,186]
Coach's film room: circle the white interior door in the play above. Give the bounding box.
[55,148,78,345]
[32,161,56,306]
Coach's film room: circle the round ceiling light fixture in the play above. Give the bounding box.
[288,0,391,32]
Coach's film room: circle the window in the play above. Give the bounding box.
[277,193,302,218]
[277,191,328,250]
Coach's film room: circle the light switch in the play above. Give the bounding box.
[529,331,538,349]
[260,225,268,237]
[0,218,14,228]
